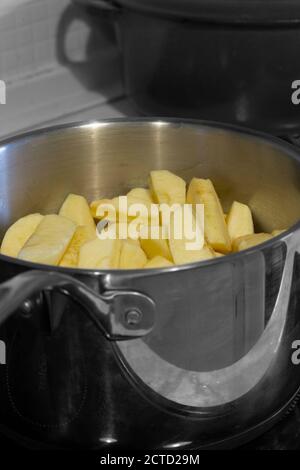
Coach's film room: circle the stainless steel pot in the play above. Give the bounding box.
[0,119,300,449]
[74,0,300,133]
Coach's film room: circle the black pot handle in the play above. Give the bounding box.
[57,0,120,69]
[0,270,155,341]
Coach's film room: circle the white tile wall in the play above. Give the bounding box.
[0,0,70,81]
[0,0,124,138]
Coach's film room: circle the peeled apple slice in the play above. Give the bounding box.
[232,233,273,252]
[18,214,76,265]
[78,238,121,269]
[1,213,43,257]
[170,241,215,265]
[272,229,286,236]
[119,241,147,269]
[126,188,153,208]
[226,201,254,241]
[150,170,186,205]
[140,224,173,261]
[125,188,155,225]
[99,222,140,245]
[94,197,136,225]
[144,256,174,268]
[90,198,112,219]
[94,197,120,223]
[59,225,96,268]
[99,189,155,227]
[168,205,213,265]
[59,193,96,238]
[187,178,231,253]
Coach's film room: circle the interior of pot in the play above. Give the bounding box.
[0,120,299,237]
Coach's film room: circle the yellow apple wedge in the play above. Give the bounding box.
[78,238,121,269]
[1,213,43,258]
[119,241,147,269]
[140,224,173,261]
[126,188,153,207]
[59,225,96,268]
[125,187,156,225]
[90,198,112,219]
[227,201,254,241]
[18,214,76,265]
[232,233,273,252]
[272,229,287,236]
[168,205,214,265]
[150,170,186,205]
[98,222,140,245]
[94,189,154,225]
[187,178,231,253]
[94,197,138,225]
[59,193,96,238]
[170,241,214,265]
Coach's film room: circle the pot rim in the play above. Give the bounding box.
[96,0,300,25]
[0,116,299,277]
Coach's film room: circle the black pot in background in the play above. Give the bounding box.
[75,0,300,134]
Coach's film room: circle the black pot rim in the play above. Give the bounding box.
[110,0,300,25]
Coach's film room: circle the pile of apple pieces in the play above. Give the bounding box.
[0,171,285,269]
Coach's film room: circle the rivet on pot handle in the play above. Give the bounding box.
[0,270,156,340]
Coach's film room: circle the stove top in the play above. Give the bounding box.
[1,404,300,450]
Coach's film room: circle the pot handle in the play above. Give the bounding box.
[57,0,120,68]
[0,270,155,341]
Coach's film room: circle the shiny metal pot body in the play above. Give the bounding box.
[0,119,300,449]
